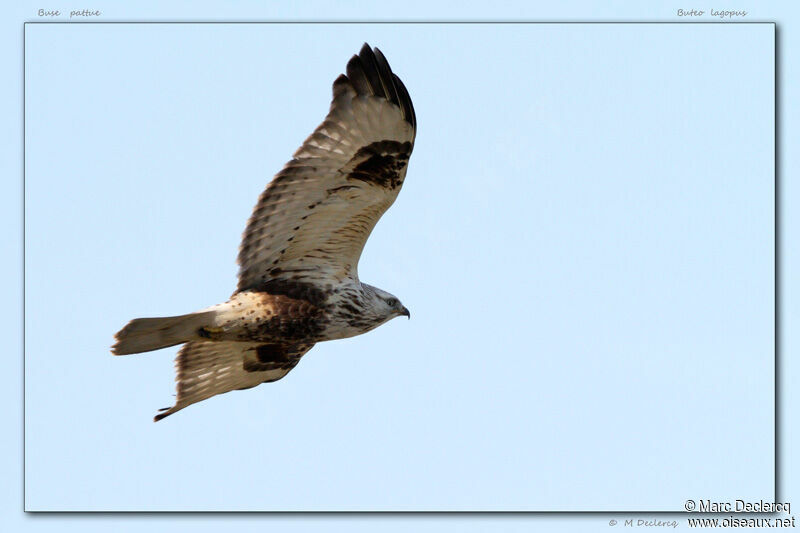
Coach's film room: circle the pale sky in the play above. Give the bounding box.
[7,2,791,531]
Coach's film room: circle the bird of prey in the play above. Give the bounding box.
[112,44,416,421]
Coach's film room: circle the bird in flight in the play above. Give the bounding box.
[112,43,416,421]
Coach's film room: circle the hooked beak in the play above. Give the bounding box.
[401,306,411,319]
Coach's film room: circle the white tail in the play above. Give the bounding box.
[112,311,217,355]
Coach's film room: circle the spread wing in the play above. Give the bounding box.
[154,341,314,421]
[237,43,416,292]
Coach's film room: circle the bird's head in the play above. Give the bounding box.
[366,285,410,322]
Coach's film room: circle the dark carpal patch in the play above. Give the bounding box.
[246,279,329,307]
[346,140,412,189]
[256,343,289,364]
[242,343,311,373]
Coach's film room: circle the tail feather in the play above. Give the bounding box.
[112,311,216,355]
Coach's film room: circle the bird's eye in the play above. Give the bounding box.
[386,298,397,307]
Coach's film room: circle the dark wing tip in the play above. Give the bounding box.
[359,42,372,57]
[342,43,416,129]
[154,406,177,422]
[392,73,416,129]
[345,53,372,96]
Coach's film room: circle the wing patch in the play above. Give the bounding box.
[345,140,413,189]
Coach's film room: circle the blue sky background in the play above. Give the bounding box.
[4,0,797,531]
[24,20,774,511]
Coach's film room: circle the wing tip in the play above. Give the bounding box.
[342,43,416,129]
[154,405,178,422]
